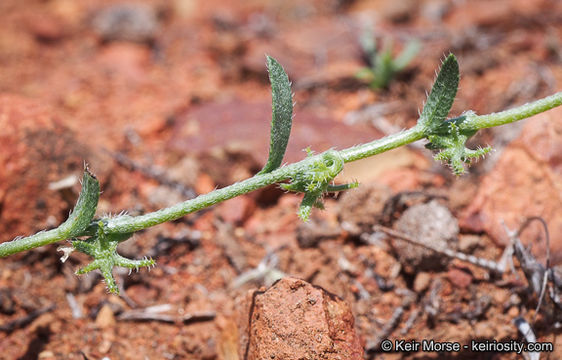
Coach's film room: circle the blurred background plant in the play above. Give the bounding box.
[356,28,420,90]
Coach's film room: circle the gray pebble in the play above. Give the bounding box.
[92,3,159,43]
[393,200,459,272]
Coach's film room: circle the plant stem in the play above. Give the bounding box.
[339,126,425,162]
[84,91,562,233]
[463,91,562,130]
[106,126,427,233]
[2,92,562,251]
[104,156,319,233]
[0,228,66,256]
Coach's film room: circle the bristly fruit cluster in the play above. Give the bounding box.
[418,54,492,174]
[280,149,358,221]
[2,53,562,293]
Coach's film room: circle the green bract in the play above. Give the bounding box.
[426,112,492,175]
[73,221,154,294]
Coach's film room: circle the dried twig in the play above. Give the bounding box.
[373,225,511,274]
[118,304,215,324]
[0,304,55,333]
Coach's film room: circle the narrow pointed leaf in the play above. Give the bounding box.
[419,54,459,131]
[258,56,293,174]
[62,169,100,237]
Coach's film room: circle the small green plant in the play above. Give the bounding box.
[1,54,562,293]
[356,32,420,89]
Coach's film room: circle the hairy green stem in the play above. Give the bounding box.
[463,91,562,130]
[0,228,68,256]
[110,92,562,233]
[2,92,562,255]
[339,126,424,162]
[104,156,319,233]
[106,126,427,233]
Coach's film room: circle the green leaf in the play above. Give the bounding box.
[393,40,420,71]
[258,56,294,174]
[355,67,375,81]
[419,54,459,131]
[62,168,100,237]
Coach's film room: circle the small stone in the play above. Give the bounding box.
[393,200,459,272]
[38,351,55,359]
[92,3,159,44]
[413,271,432,292]
[95,304,116,329]
[507,306,519,318]
[457,234,481,253]
[447,268,472,289]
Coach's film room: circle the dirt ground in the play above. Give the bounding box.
[1,0,562,359]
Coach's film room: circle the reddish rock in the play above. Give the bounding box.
[448,268,473,289]
[460,106,562,264]
[239,277,363,360]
